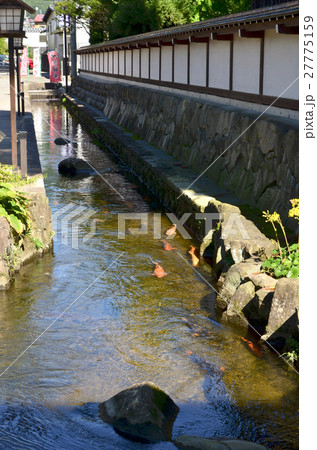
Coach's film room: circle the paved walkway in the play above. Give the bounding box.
[0,73,49,176]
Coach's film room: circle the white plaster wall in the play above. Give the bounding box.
[133,49,140,77]
[101,52,105,72]
[189,42,207,86]
[263,28,298,99]
[104,52,108,73]
[232,34,261,93]
[119,50,125,75]
[114,51,119,74]
[161,46,173,82]
[96,53,99,72]
[174,45,188,84]
[99,53,103,72]
[150,47,160,80]
[109,51,113,73]
[126,50,132,76]
[25,31,47,51]
[141,48,149,78]
[209,40,230,89]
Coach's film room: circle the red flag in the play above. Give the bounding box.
[47,51,61,83]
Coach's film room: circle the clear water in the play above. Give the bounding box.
[0,104,298,449]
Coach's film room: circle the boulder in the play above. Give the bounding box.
[174,435,267,449]
[54,137,71,145]
[216,259,262,311]
[222,281,256,328]
[58,157,95,176]
[261,277,299,349]
[98,382,179,443]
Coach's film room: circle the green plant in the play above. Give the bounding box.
[261,200,299,279]
[261,243,299,279]
[0,163,41,186]
[0,185,31,236]
[281,338,299,364]
[31,237,44,251]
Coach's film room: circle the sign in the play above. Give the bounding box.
[20,47,28,76]
[47,51,61,83]
[33,48,41,77]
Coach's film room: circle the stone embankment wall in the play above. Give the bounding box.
[0,179,53,289]
[71,76,298,224]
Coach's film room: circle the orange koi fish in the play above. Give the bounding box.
[152,262,167,278]
[164,224,177,236]
[240,337,263,357]
[188,246,199,267]
[161,240,176,251]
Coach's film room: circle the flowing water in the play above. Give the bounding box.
[0,104,298,449]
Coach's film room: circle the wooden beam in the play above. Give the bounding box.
[238,29,265,38]
[276,24,299,34]
[229,40,233,91]
[190,36,210,43]
[148,42,160,48]
[211,33,233,41]
[174,38,190,45]
[161,41,174,46]
[259,35,264,95]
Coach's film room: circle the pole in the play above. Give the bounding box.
[64,14,68,93]
[70,17,77,77]
[16,48,21,116]
[21,81,25,116]
[19,131,28,178]
[8,37,18,168]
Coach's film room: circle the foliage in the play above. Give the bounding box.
[0,184,31,236]
[0,163,40,186]
[261,243,299,279]
[180,0,250,22]
[24,0,51,18]
[57,0,251,43]
[0,38,8,55]
[55,0,114,44]
[31,236,44,250]
[261,199,299,279]
[281,338,299,365]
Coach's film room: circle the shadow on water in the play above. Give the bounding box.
[0,103,298,449]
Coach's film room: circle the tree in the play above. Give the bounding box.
[55,0,114,44]
[56,0,251,43]
[0,38,8,55]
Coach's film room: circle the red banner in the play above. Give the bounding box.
[47,51,61,83]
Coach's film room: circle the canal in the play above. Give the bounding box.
[0,103,298,449]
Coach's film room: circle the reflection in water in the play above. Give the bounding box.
[0,104,298,449]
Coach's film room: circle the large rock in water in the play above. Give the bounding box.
[98,382,179,443]
[58,157,95,176]
[54,137,70,145]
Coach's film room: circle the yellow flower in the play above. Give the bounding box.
[270,212,280,223]
[289,198,299,221]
